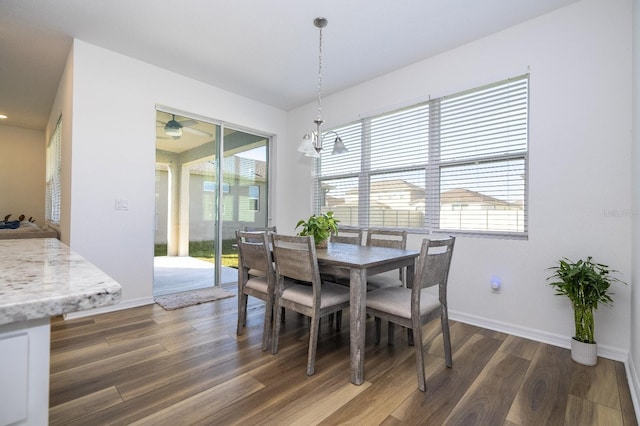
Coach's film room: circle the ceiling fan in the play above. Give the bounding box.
[156,114,212,139]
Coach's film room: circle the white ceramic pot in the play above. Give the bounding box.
[571,338,598,366]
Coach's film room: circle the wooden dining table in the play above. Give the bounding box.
[315,242,419,385]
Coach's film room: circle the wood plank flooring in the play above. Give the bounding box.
[49,286,638,425]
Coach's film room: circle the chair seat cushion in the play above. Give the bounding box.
[366,270,402,291]
[366,287,440,319]
[281,282,350,308]
[245,276,269,293]
[248,268,267,278]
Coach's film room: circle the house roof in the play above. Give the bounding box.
[440,188,519,207]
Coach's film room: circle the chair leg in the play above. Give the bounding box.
[388,322,395,345]
[307,315,321,376]
[336,310,342,332]
[442,310,453,368]
[271,301,283,355]
[413,322,426,392]
[237,293,248,336]
[375,317,382,344]
[261,298,273,352]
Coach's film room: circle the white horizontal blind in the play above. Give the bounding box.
[316,123,361,226]
[314,74,528,237]
[438,76,528,233]
[368,105,429,228]
[46,117,62,225]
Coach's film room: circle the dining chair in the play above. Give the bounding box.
[236,230,278,351]
[242,226,277,278]
[270,233,351,376]
[323,227,364,286]
[366,236,455,391]
[243,225,277,233]
[330,227,363,245]
[365,228,408,291]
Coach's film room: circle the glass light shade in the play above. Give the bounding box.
[297,132,315,154]
[331,136,348,155]
[165,124,183,137]
[304,148,320,158]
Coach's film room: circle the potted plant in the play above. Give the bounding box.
[547,256,624,366]
[295,211,339,248]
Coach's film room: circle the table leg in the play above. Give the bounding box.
[406,258,416,288]
[350,267,367,385]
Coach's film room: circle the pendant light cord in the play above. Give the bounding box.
[317,24,323,122]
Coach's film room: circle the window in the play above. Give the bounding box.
[46,117,62,225]
[248,185,260,211]
[314,75,528,237]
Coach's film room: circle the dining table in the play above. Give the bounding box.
[315,242,419,385]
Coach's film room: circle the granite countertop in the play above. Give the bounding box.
[0,238,121,326]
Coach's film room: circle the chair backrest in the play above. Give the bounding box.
[243,225,277,233]
[236,230,273,278]
[366,229,407,250]
[412,237,456,306]
[331,227,363,245]
[241,226,277,243]
[270,234,321,287]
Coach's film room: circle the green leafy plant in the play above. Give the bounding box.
[547,256,624,344]
[295,211,339,246]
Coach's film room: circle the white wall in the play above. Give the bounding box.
[53,40,287,307]
[46,47,73,242]
[287,0,633,357]
[630,0,640,413]
[0,126,45,224]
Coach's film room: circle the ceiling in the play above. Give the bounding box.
[0,0,579,131]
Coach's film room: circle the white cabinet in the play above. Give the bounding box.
[0,318,50,426]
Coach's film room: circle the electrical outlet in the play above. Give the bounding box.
[115,199,128,211]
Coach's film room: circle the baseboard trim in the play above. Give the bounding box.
[64,296,155,320]
[448,309,628,362]
[626,355,640,422]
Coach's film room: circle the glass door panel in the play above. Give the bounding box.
[154,110,219,296]
[221,128,269,269]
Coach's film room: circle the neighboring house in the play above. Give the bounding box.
[155,154,268,249]
[440,188,522,211]
[440,188,524,232]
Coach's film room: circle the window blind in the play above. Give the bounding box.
[314,74,528,237]
[46,117,62,225]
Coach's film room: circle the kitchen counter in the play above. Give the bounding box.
[0,238,122,426]
[0,238,121,325]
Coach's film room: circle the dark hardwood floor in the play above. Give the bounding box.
[49,285,637,425]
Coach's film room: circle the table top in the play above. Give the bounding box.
[316,242,418,268]
[0,238,122,326]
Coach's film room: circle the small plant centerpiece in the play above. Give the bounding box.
[295,211,339,248]
[547,256,624,365]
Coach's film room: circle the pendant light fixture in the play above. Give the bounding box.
[165,114,183,137]
[297,17,348,158]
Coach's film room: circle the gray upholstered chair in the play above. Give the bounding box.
[366,236,455,391]
[270,233,350,376]
[235,230,278,351]
[365,229,408,291]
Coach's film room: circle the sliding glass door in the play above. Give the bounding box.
[220,128,270,269]
[154,109,269,296]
